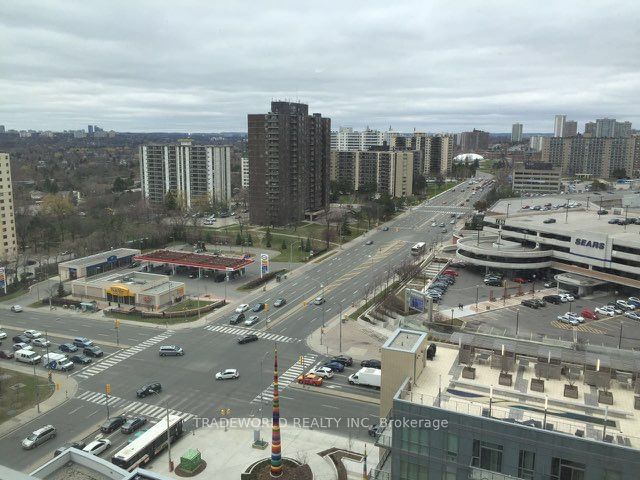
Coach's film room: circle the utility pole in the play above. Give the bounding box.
[516,309,520,337]
[619,322,623,349]
[339,303,343,354]
[33,362,40,413]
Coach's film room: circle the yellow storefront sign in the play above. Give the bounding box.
[106,284,134,297]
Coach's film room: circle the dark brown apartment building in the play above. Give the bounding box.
[248,101,330,226]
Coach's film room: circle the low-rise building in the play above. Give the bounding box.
[58,248,140,281]
[512,161,562,194]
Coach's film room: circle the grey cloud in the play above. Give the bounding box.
[0,0,639,132]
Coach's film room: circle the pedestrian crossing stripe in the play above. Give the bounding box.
[75,390,196,422]
[251,354,319,403]
[71,331,175,380]
[550,320,604,334]
[203,324,300,343]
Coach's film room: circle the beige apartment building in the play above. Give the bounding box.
[0,153,17,261]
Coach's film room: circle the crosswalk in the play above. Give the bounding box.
[251,354,319,404]
[550,320,604,334]
[75,390,196,422]
[203,324,300,343]
[73,331,175,379]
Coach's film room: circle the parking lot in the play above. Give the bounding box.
[433,266,640,349]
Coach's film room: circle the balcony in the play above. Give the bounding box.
[468,466,519,480]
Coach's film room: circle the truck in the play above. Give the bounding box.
[15,349,42,365]
[348,367,381,389]
[42,353,74,372]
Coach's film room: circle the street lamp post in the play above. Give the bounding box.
[32,362,40,414]
[516,309,520,337]
[339,302,343,353]
[475,285,479,310]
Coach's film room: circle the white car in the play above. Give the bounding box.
[215,369,239,380]
[0,330,7,340]
[616,300,636,311]
[625,311,640,321]
[557,314,579,325]
[558,293,574,302]
[32,338,51,348]
[431,222,437,227]
[12,342,33,351]
[312,366,334,379]
[83,438,111,456]
[595,306,615,317]
[10,305,23,312]
[565,313,585,323]
[235,304,249,313]
[244,316,260,327]
[313,297,325,305]
[23,330,42,339]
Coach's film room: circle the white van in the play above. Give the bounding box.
[15,349,42,365]
[42,353,74,371]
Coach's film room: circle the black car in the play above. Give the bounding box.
[70,354,92,365]
[521,299,538,309]
[229,313,245,325]
[136,382,161,398]
[331,355,353,366]
[238,334,259,344]
[485,280,502,287]
[361,359,382,369]
[251,303,265,312]
[59,343,78,353]
[121,416,147,434]
[12,334,30,344]
[543,218,557,224]
[273,298,287,308]
[54,441,86,457]
[83,346,103,357]
[543,295,562,305]
[100,415,126,433]
[597,209,608,215]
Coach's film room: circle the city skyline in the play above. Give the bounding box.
[1,1,639,133]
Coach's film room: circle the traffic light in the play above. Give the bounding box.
[299,355,304,365]
[303,301,307,307]
[56,383,60,391]
[105,384,111,395]
[265,304,269,311]
[114,319,120,328]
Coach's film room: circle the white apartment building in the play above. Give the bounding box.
[511,123,523,142]
[140,140,231,209]
[331,127,390,151]
[241,157,249,189]
[529,135,544,151]
[0,153,17,261]
[554,114,566,137]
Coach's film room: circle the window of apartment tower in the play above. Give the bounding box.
[401,425,429,454]
[472,440,503,473]
[518,450,535,479]
[445,433,458,461]
[398,459,429,480]
[602,471,621,480]
[551,458,585,480]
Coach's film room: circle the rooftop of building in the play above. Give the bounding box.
[134,249,254,272]
[59,249,140,269]
[396,332,640,450]
[72,270,170,288]
[383,329,427,353]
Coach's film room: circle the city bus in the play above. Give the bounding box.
[411,242,426,256]
[111,414,183,471]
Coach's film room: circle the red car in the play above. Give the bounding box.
[514,277,528,284]
[581,308,599,320]
[0,350,15,360]
[442,269,459,277]
[297,374,323,386]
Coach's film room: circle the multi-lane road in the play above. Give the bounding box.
[0,176,489,471]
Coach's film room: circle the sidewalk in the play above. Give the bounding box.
[0,363,78,438]
[147,423,377,480]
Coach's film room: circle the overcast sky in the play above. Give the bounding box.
[1,1,639,134]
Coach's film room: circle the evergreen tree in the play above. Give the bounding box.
[57,282,65,298]
[305,236,312,252]
[341,217,351,236]
[281,239,287,251]
[264,227,272,248]
[164,191,177,211]
[246,233,253,245]
[235,232,243,245]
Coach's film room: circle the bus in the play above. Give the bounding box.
[111,414,183,471]
[411,242,426,256]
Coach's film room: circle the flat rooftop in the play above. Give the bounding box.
[59,248,140,268]
[400,341,640,450]
[75,271,168,286]
[383,329,427,353]
[134,249,254,272]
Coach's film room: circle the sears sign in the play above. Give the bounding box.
[570,233,612,262]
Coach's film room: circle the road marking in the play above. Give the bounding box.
[203,324,300,343]
[321,404,339,409]
[251,354,318,403]
[68,406,84,415]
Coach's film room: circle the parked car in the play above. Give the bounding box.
[596,306,616,317]
[330,355,353,366]
[121,417,147,434]
[581,309,599,320]
[543,295,562,305]
[322,361,345,372]
[532,299,546,308]
[565,313,585,323]
[83,439,111,456]
[513,277,528,284]
[361,359,382,369]
[624,311,640,321]
[22,425,56,449]
[311,366,334,378]
[12,334,30,344]
[100,415,126,433]
[273,298,287,307]
[13,342,32,352]
[606,303,624,314]
[59,343,78,353]
[23,330,42,339]
[297,373,323,386]
[314,296,325,305]
[54,441,86,457]
[558,293,574,302]
[215,369,239,380]
[557,314,579,325]
[544,281,556,288]
[244,316,260,327]
[32,338,51,348]
[136,382,161,398]
[0,330,6,340]
[83,346,104,357]
[0,350,15,360]
[543,218,557,224]
[70,354,92,365]
[159,345,184,356]
[521,299,538,309]
[229,313,245,325]
[238,334,259,344]
[382,226,389,231]
[235,304,250,313]
[251,303,265,312]
[72,337,93,348]
[628,297,640,308]
[365,240,374,245]
[442,269,458,277]
[616,300,636,311]
[10,305,23,313]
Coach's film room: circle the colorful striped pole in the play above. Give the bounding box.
[363,444,368,479]
[270,345,282,477]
